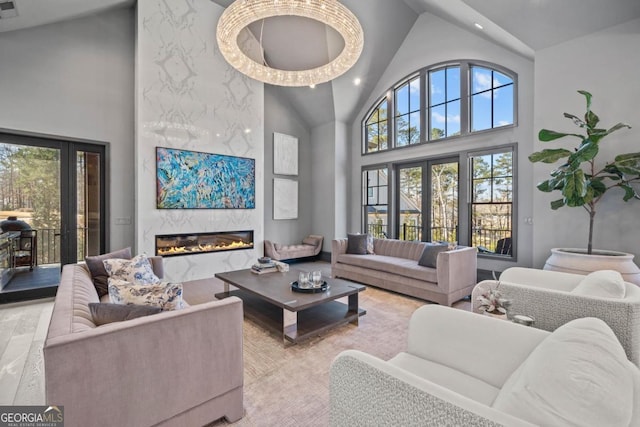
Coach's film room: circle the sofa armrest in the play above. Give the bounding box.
[473,279,640,366]
[436,246,477,293]
[264,240,280,259]
[330,350,536,427]
[44,297,243,427]
[331,239,348,268]
[406,305,548,389]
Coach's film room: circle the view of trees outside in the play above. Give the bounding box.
[398,167,422,241]
[429,66,461,140]
[0,143,61,264]
[365,101,388,152]
[395,76,420,147]
[471,151,513,252]
[430,162,458,243]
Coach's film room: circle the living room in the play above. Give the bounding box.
[1,0,640,425]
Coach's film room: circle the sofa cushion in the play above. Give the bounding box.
[372,238,426,260]
[389,352,500,406]
[103,254,161,285]
[418,243,448,268]
[347,234,368,255]
[366,234,375,254]
[108,279,184,311]
[336,254,438,283]
[89,302,161,326]
[302,236,319,246]
[85,247,132,297]
[492,317,636,427]
[572,269,626,299]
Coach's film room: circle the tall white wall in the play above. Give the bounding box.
[263,86,312,244]
[348,12,535,272]
[136,0,264,282]
[0,8,135,251]
[532,18,640,267]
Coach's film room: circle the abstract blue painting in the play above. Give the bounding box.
[156,147,255,209]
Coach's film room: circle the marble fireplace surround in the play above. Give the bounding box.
[135,0,264,283]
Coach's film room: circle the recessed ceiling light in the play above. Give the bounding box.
[354,77,362,86]
[244,128,251,134]
[474,22,484,30]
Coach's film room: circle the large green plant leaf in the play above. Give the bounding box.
[529,149,572,163]
[550,199,565,210]
[571,140,599,162]
[589,179,607,197]
[612,152,640,176]
[537,177,564,192]
[585,110,600,129]
[538,129,583,142]
[564,113,585,128]
[607,122,632,135]
[578,90,592,109]
[620,184,638,201]
[563,169,587,204]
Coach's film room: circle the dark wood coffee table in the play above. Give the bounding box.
[215,268,366,344]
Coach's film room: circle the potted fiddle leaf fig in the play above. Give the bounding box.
[529,90,640,283]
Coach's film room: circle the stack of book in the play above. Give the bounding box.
[251,261,278,274]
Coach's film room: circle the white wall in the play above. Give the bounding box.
[264,85,312,244]
[0,8,135,251]
[532,18,640,267]
[348,12,535,272]
[311,122,337,251]
[136,0,264,282]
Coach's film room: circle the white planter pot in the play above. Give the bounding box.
[544,248,640,285]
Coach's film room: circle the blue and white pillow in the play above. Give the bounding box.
[102,254,160,285]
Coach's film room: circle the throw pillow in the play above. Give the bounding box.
[103,254,160,285]
[417,243,448,268]
[572,270,626,299]
[492,317,636,427]
[89,302,161,326]
[85,247,132,297]
[366,234,375,254]
[108,278,184,311]
[346,233,368,255]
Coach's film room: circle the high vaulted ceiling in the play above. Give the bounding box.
[2,0,640,129]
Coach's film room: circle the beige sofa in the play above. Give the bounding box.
[331,238,477,306]
[264,234,323,261]
[44,258,244,427]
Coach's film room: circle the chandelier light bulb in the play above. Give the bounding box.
[216,0,364,87]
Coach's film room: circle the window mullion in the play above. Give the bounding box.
[460,62,469,135]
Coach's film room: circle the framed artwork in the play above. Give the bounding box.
[273,178,298,220]
[156,147,255,209]
[273,132,298,176]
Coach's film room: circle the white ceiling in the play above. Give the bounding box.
[2,0,640,128]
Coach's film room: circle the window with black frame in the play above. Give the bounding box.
[363,167,389,238]
[470,149,514,256]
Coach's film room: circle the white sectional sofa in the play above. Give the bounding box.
[330,305,640,427]
[331,237,477,306]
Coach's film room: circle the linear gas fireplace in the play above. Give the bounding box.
[155,230,254,257]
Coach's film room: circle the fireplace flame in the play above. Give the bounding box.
[157,240,253,256]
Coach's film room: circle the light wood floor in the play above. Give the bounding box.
[0,297,53,405]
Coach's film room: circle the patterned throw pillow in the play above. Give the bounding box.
[103,254,160,285]
[108,278,183,311]
[85,247,132,297]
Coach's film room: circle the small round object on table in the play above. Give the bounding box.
[512,314,535,326]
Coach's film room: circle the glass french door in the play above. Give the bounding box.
[396,159,459,242]
[0,132,105,271]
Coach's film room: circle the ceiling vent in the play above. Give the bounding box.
[0,0,18,19]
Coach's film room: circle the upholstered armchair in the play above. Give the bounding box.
[472,267,640,366]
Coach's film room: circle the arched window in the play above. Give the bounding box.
[394,75,420,147]
[470,66,514,132]
[362,61,516,154]
[364,98,388,153]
